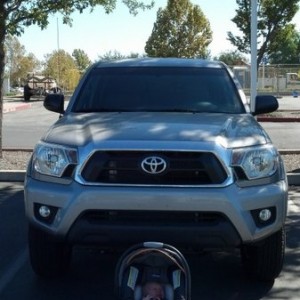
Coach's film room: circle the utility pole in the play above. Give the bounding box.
[250,0,257,112]
[57,17,60,87]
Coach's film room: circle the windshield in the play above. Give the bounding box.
[72,67,245,114]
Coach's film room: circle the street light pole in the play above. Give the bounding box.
[250,0,257,112]
[57,17,60,87]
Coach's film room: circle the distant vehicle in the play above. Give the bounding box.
[258,72,300,90]
[23,75,58,101]
[284,72,300,90]
[233,66,300,91]
[9,86,23,94]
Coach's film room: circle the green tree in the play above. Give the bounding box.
[145,0,212,58]
[98,50,127,61]
[227,0,299,67]
[98,50,143,60]
[72,49,92,73]
[44,50,81,91]
[14,53,40,86]
[214,50,248,66]
[267,25,300,64]
[5,35,39,86]
[0,0,154,155]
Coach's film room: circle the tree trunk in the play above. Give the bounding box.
[0,1,7,158]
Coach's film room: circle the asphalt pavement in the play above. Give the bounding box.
[1,184,300,300]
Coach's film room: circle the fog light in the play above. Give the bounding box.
[34,203,58,224]
[259,209,272,222]
[251,207,276,228]
[39,205,51,218]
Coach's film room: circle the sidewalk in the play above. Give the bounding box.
[3,101,31,114]
[3,95,32,114]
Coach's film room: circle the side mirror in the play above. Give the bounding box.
[253,95,278,116]
[44,93,65,114]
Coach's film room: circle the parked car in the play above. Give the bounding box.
[24,58,288,281]
[9,86,23,94]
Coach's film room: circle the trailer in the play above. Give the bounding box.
[24,75,57,101]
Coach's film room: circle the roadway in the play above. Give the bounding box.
[3,98,59,149]
[3,96,300,150]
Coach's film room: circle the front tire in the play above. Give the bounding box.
[28,224,72,278]
[24,93,31,102]
[241,227,285,281]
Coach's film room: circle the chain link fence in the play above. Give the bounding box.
[231,64,300,96]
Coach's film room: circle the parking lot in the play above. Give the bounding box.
[1,94,300,299]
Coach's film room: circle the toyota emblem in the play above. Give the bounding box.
[141,156,167,174]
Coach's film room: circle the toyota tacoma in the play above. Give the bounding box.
[24,58,288,280]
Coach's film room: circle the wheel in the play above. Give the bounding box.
[28,224,72,278]
[241,227,285,281]
[24,93,30,102]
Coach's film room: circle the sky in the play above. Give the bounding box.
[18,0,300,62]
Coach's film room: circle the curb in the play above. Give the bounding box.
[3,102,31,114]
[287,173,300,186]
[257,110,300,122]
[0,170,26,182]
[0,170,299,185]
[258,117,300,122]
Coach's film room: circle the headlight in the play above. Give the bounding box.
[231,145,278,180]
[32,142,78,177]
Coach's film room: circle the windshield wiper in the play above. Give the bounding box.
[74,108,125,113]
[159,109,201,113]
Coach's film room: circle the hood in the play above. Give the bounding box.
[41,112,271,149]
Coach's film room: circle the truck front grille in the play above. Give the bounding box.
[80,151,228,185]
[82,210,222,225]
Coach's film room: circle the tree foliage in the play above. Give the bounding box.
[214,50,248,66]
[0,0,154,154]
[267,25,300,64]
[227,0,299,67]
[44,50,81,91]
[4,1,154,36]
[72,49,92,73]
[5,35,40,86]
[98,50,143,61]
[145,0,212,58]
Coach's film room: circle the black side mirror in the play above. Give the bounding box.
[253,95,278,116]
[44,93,65,114]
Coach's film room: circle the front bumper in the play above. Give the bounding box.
[24,177,288,249]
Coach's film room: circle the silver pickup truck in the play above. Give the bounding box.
[24,58,288,281]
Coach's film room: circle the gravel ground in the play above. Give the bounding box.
[0,150,299,173]
[0,151,32,171]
